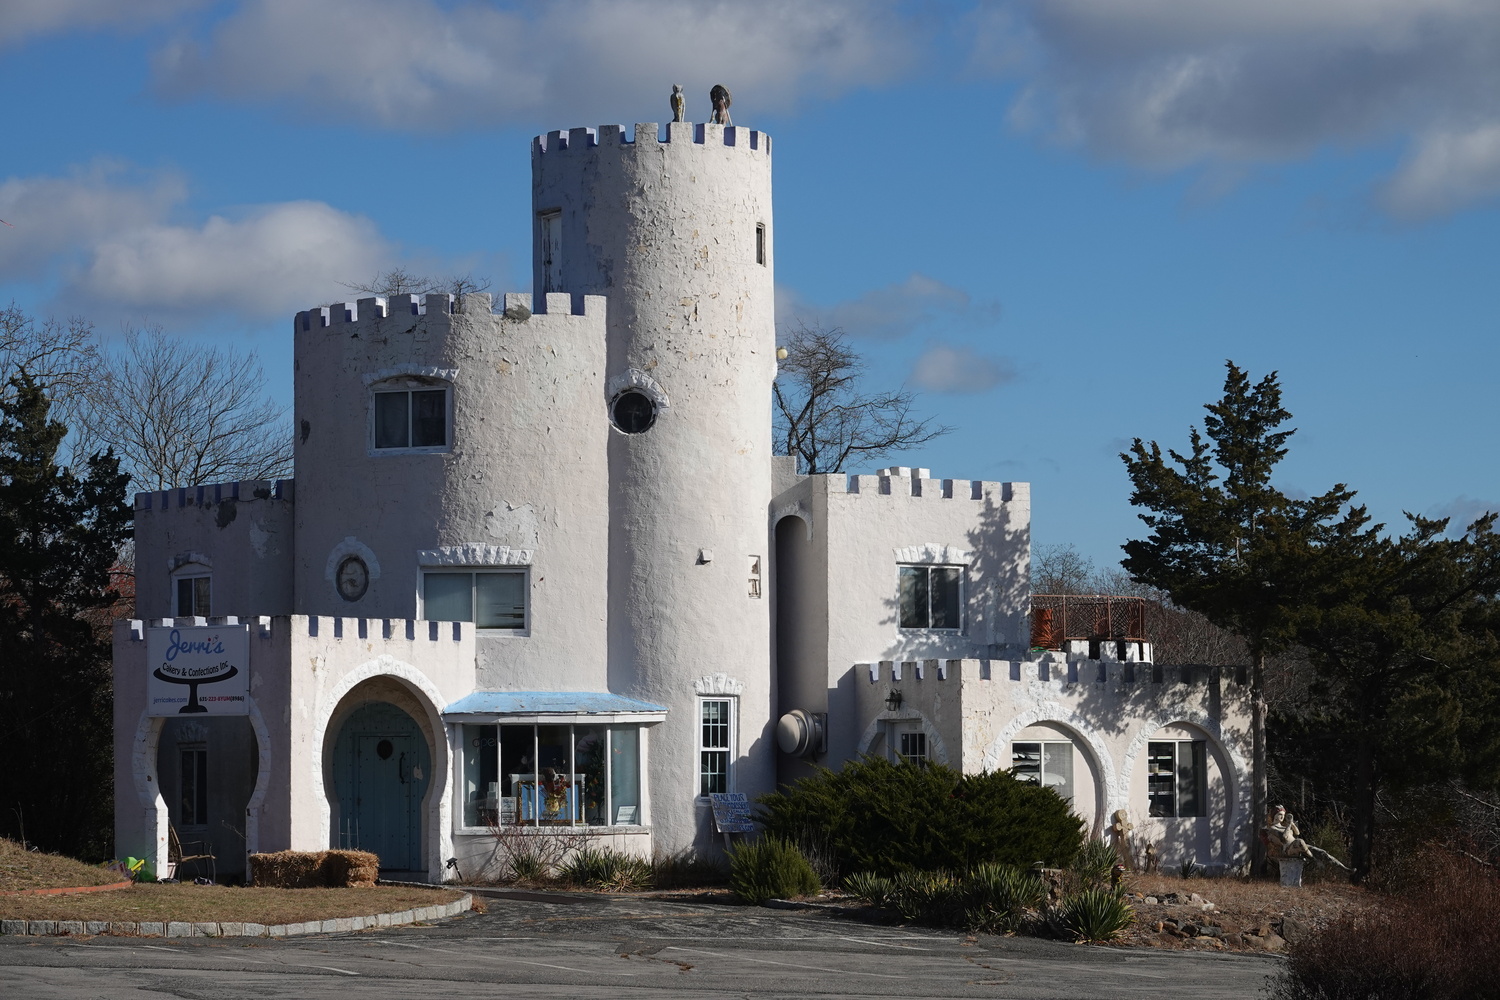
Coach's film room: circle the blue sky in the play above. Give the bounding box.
[3,1,1498,570]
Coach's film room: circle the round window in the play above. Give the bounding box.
[611,389,657,434]
[376,739,394,760]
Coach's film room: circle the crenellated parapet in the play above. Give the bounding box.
[533,122,770,157]
[858,654,1249,688]
[115,614,470,645]
[294,291,604,337]
[831,466,1028,504]
[134,478,293,513]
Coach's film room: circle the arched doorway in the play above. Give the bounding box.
[331,702,431,871]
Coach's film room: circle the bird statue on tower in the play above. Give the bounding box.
[710,84,732,125]
[670,84,686,122]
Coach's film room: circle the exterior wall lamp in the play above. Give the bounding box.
[885,690,903,712]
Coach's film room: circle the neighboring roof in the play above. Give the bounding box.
[442,691,668,720]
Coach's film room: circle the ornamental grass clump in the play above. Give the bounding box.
[727,836,820,905]
[557,847,653,892]
[1056,888,1135,943]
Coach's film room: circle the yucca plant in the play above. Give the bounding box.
[965,862,1046,933]
[842,871,895,908]
[1069,839,1119,893]
[1058,888,1134,942]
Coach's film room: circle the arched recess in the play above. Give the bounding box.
[312,656,451,878]
[1120,713,1250,865]
[982,705,1117,840]
[855,708,951,767]
[774,511,820,785]
[128,711,170,879]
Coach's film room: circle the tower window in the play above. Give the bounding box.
[372,383,450,451]
[898,565,963,630]
[756,223,766,265]
[540,210,562,294]
[175,574,211,617]
[611,390,657,434]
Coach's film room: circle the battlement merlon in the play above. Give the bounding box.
[857,654,1243,688]
[533,122,771,157]
[113,615,471,645]
[134,478,294,513]
[294,291,605,334]
[818,467,1029,504]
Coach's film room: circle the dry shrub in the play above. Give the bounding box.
[249,850,381,888]
[1270,851,1500,1000]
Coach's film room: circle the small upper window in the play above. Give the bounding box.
[611,390,657,434]
[424,569,527,630]
[175,574,211,617]
[898,565,962,630]
[756,223,766,265]
[540,210,562,294]
[373,384,449,451]
[1148,740,1206,818]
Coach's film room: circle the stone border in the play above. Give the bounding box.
[0,880,134,898]
[0,893,471,938]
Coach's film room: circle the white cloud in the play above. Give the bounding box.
[911,343,1015,394]
[152,0,921,129]
[1426,494,1500,531]
[777,274,997,341]
[0,0,204,47]
[76,201,391,320]
[974,0,1500,217]
[0,164,398,325]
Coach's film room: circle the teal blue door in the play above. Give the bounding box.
[332,703,430,871]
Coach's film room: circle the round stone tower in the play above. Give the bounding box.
[532,121,775,852]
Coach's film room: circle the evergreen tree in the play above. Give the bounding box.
[1121,362,1369,872]
[0,374,130,858]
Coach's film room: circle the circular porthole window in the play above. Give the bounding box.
[376,739,394,760]
[611,389,657,434]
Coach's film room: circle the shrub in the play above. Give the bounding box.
[558,847,653,892]
[844,863,1044,933]
[1057,888,1134,942]
[757,755,1084,878]
[1068,839,1118,893]
[842,871,895,908]
[728,836,821,904]
[1270,854,1500,1000]
[966,862,1046,933]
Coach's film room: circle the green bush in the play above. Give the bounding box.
[842,871,895,908]
[558,847,653,892]
[966,862,1046,933]
[757,755,1084,877]
[1057,888,1134,942]
[728,836,821,905]
[843,863,1045,933]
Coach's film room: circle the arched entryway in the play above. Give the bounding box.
[330,702,431,872]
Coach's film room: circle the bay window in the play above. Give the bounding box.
[461,722,643,828]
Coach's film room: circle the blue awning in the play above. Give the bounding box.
[443,691,667,722]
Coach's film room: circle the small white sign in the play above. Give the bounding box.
[146,624,251,716]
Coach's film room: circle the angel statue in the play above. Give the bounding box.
[1263,804,1351,870]
[710,84,732,125]
[670,84,686,123]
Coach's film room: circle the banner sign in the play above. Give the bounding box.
[146,624,250,716]
[709,792,756,834]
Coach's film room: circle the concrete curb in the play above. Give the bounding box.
[0,892,471,938]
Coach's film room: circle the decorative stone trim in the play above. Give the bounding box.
[167,551,212,572]
[174,721,208,744]
[693,673,744,696]
[605,368,671,411]
[418,544,532,566]
[362,367,458,385]
[854,710,951,766]
[772,502,813,540]
[0,893,472,937]
[893,543,972,565]
[325,537,382,583]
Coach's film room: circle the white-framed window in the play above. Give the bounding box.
[372,378,450,452]
[898,730,927,764]
[698,698,735,796]
[898,564,963,630]
[179,746,208,827]
[1148,741,1206,818]
[174,573,211,617]
[423,569,527,630]
[1012,741,1075,804]
[460,723,642,829]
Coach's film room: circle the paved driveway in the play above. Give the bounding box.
[0,890,1280,999]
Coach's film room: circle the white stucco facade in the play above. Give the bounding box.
[113,119,1250,883]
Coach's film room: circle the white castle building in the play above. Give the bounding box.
[112,118,1251,884]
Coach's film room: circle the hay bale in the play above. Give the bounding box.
[249,850,325,888]
[324,850,380,887]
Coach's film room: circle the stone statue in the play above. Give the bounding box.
[670,84,686,123]
[710,84,732,126]
[1110,808,1134,868]
[1264,804,1351,870]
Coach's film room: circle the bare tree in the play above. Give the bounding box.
[74,326,292,492]
[773,323,949,474]
[342,267,491,300]
[1031,542,1097,595]
[0,303,103,408]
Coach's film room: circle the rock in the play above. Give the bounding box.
[1181,924,1200,937]
[1201,902,1215,911]
[1279,915,1311,944]
[1144,896,1159,905]
[1197,924,1220,938]
[1263,932,1287,953]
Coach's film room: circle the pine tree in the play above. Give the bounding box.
[0,374,130,858]
[1120,362,1369,873]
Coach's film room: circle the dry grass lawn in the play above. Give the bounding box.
[0,883,466,924]
[1118,873,1371,952]
[0,839,121,892]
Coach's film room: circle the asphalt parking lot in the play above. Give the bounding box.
[0,890,1280,999]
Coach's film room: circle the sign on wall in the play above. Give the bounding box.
[709,792,756,834]
[146,624,250,716]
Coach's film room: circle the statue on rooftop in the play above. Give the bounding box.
[670,84,686,123]
[710,84,732,126]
